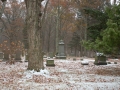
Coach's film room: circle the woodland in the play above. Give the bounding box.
[0,0,120,90]
[0,0,120,69]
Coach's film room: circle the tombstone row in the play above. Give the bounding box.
[0,39,66,63]
[0,52,21,61]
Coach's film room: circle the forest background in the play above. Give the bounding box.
[0,0,119,58]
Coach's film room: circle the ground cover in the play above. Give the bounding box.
[0,58,120,90]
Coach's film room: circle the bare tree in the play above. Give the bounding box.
[0,0,25,61]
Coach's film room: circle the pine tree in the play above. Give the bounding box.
[95,20,120,54]
[83,4,120,55]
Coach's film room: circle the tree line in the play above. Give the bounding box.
[0,0,119,71]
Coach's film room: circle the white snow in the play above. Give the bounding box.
[0,58,120,90]
[81,59,89,64]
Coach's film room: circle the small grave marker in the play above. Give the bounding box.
[3,52,9,60]
[81,60,89,65]
[15,51,21,61]
[73,58,76,61]
[0,52,4,60]
[46,58,55,66]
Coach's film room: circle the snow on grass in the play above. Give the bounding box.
[0,58,120,90]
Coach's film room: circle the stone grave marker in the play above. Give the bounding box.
[56,40,66,59]
[94,56,107,65]
[0,52,4,61]
[81,60,89,65]
[25,54,28,62]
[46,58,55,66]
[73,58,76,61]
[15,51,21,61]
[49,52,54,58]
[3,52,9,60]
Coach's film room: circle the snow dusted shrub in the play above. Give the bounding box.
[96,52,105,56]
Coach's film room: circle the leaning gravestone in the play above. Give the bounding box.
[56,40,66,59]
[0,52,4,60]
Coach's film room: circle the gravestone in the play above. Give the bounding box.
[3,53,9,60]
[56,40,66,59]
[24,54,28,62]
[0,52,4,60]
[46,58,55,66]
[73,58,76,61]
[81,60,89,65]
[94,56,107,65]
[70,52,74,56]
[49,52,54,58]
[15,51,21,61]
[24,49,28,62]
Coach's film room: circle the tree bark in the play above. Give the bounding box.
[25,0,43,71]
[56,0,60,54]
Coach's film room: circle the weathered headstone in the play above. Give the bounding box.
[0,52,4,60]
[73,58,76,61]
[56,40,66,59]
[46,58,55,66]
[94,53,107,65]
[24,49,28,62]
[25,54,28,62]
[3,53,9,60]
[49,52,54,58]
[81,60,89,65]
[70,52,74,56]
[15,51,21,60]
[94,56,107,65]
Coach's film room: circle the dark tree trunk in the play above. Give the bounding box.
[25,0,43,71]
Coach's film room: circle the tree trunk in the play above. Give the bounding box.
[47,27,51,53]
[56,0,60,54]
[25,0,43,71]
[114,0,116,4]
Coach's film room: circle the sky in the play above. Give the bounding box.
[17,0,47,7]
[111,0,120,4]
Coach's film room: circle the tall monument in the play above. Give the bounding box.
[56,40,66,59]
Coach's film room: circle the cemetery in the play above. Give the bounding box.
[0,52,4,61]
[56,40,66,59]
[0,57,120,89]
[0,0,120,90]
[0,40,119,89]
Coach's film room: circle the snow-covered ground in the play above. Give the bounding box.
[0,58,120,90]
